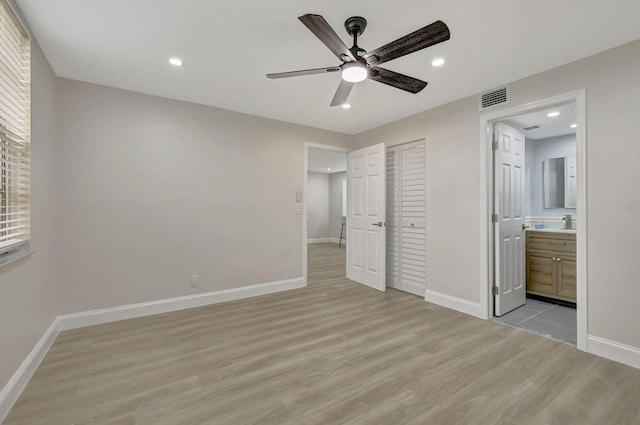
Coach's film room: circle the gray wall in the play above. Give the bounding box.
[525,134,577,217]
[353,38,640,349]
[0,42,59,389]
[329,172,346,241]
[54,79,350,314]
[307,172,330,240]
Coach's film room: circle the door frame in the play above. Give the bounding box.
[303,142,350,286]
[478,89,588,350]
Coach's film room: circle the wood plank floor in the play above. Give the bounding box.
[4,243,640,424]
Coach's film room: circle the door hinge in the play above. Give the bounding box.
[493,286,499,296]
[492,141,499,151]
[492,214,499,223]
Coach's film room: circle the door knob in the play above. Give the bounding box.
[372,222,384,227]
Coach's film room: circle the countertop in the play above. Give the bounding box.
[526,228,576,234]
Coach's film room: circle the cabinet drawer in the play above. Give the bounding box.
[527,234,576,253]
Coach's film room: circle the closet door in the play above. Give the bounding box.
[386,148,401,289]
[386,141,426,296]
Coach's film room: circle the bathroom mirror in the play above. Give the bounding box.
[543,156,576,208]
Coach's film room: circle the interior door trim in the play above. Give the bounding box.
[478,89,587,351]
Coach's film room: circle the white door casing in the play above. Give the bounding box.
[347,143,386,291]
[494,123,526,316]
[386,141,426,296]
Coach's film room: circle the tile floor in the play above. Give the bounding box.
[494,298,577,345]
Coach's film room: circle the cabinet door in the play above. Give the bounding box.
[557,258,577,300]
[526,252,557,295]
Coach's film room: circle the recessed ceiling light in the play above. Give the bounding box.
[342,103,351,109]
[327,168,332,171]
[547,111,561,118]
[570,123,577,128]
[431,57,445,67]
[169,57,183,66]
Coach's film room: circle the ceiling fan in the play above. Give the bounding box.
[266,14,450,107]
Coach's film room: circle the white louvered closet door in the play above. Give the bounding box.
[386,141,426,296]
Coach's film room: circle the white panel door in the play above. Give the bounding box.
[347,143,386,291]
[494,123,526,316]
[386,141,426,296]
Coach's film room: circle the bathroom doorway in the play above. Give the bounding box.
[480,91,587,348]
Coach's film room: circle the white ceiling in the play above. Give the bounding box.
[15,0,640,135]
[503,102,576,140]
[308,148,346,173]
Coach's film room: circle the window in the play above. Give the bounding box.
[0,0,30,258]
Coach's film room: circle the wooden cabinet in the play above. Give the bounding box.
[526,231,576,302]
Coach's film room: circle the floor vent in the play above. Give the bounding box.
[479,86,509,110]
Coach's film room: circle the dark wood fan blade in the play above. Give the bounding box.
[299,14,355,61]
[368,67,427,93]
[364,20,450,66]
[330,79,355,106]
[267,67,340,79]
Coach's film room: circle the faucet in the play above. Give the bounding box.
[562,215,572,230]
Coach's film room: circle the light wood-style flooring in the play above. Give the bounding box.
[4,243,640,424]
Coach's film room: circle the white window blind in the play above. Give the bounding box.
[0,0,30,253]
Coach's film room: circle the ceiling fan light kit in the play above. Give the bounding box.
[342,62,368,82]
[266,14,450,107]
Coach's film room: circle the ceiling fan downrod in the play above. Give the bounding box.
[345,16,367,58]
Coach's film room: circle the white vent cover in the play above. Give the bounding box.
[479,86,509,110]
[522,125,541,131]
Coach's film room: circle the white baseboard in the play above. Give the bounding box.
[0,318,60,424]
[587,335,640,370]
[425,290,486,319]
[308,238,345,245]
[58,277,305,331]
[0,277,305,421]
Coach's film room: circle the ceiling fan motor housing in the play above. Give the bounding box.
[345,16,367,37]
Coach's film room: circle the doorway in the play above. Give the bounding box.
[305,146,349,286]
[304,140,425,297]
[304,142,386,292]
[480,90,587,349]
[492,102,578,344]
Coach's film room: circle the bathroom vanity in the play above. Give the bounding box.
[525,229,576,302]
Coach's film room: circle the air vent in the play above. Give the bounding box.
[479,86,509,110]
[522,125,541,131]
